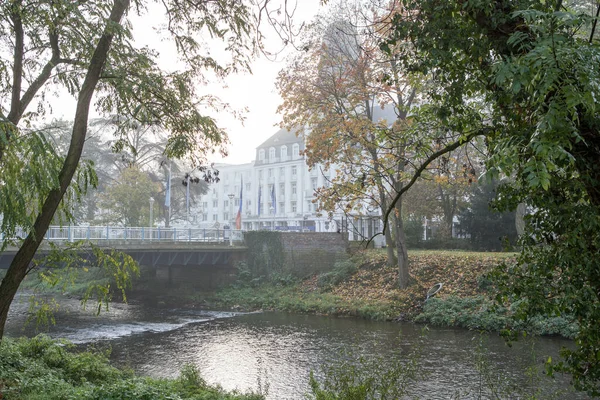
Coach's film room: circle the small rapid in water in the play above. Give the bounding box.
[5,292,590,399]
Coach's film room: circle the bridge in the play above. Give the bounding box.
[1,226,350,290]
[0,225,245,270]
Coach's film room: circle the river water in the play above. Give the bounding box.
[5,292,588,399]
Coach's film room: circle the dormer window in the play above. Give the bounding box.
[259,149,265,161]
[269,147,276,161]
[281,145,287,160]
[292,143,300,158]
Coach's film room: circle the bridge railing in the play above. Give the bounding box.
[2,226,244,245]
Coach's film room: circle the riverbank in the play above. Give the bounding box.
[0,335,265,400]
[10,249,578,338]
[198,249,577,338]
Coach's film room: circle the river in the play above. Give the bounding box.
[5,292,588,399]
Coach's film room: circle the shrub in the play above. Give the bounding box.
[316,259,358,289]
[307,343,425,400]
[415,296,578,338]
[0,336,264,400]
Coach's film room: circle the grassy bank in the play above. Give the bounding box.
[0,335,264,400]
[205,250,578,338]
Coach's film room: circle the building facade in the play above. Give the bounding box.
[194,128,383,243]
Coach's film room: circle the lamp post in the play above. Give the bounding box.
[149,197,154,240]
[270,206,275,230]
[303,214,308,232]
[228,193,234,246]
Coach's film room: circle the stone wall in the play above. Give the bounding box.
[280,232,349,277]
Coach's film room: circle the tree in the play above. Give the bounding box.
[403,145,480,239]
[0,0,275,340]
[98,166,158,226]
[277,1,424,287]
[456,180,518,251]
[379,0,600,394]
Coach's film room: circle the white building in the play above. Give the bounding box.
[195,128,383,242]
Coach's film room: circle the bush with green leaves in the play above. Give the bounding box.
[307,349,424,400]
[316,259,358,290]
[0,335,264,400]
[415,296,578,339]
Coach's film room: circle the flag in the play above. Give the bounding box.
[257,185,261,215]
[271,184,276,214]
[235,177,243,229]
[165,161,171,208]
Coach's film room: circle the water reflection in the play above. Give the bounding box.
[5,295,588,399]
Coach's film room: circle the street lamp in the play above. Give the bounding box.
[149,197,154,226]
[303,214,308,232]
[228,193,234,246]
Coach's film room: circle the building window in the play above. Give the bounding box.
[292,143,299,158]
[224,200,228,208]
[269,147,276,161]
[224,212,228,221]
[268,168,273,177]
[291,166,297,176]
[212,214,217,221]
[279,183,285,194]
[312,178,318,190]
[292,182,297,194]
[281,146,287,160]
[212,200,218,208]
[235,198,240,206]
[203,201,208,208]
[280,166,285,176]
[259,149,265,161]
[279,202,284,213]
[291,201,297,212]
[203,213,208,221]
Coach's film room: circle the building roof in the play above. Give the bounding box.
[256,128,301,149]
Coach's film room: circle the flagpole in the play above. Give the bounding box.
[165,160,172,228]
[185,174,190,227]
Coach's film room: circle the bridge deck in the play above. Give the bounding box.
[0,226,247,269]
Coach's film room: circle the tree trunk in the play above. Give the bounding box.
[384,222,397,267]
[0,0,130,340]
[394,193,409,289]
[378,192,397,266]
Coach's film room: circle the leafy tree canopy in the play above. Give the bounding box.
[380,0,600,394]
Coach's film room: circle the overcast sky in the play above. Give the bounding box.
[207,0,323,165]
